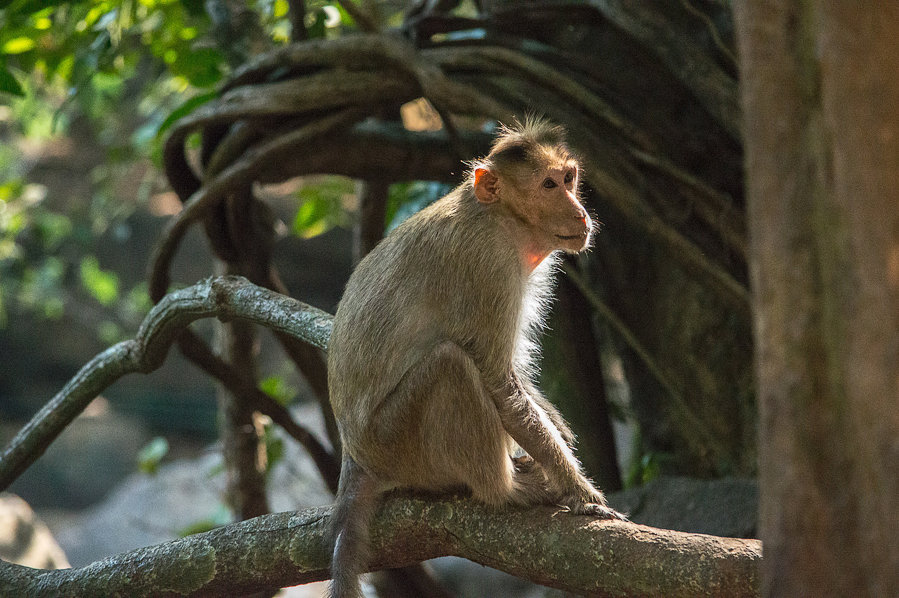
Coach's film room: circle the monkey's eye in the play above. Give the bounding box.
[542,178,557,189]
[564,170,575,184]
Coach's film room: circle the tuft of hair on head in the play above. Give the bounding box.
[498,114,568,147]
[466,116,577,185]
[490,116,575,170]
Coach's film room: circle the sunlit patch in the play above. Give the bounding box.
[400,98,443,132]
[889,243,899,288]
[148,191,182,216]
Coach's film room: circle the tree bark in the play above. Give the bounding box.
[0,495,761,597]
[735,2,899,596]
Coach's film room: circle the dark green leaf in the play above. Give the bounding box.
[0,67,24,96]
[172,47,224,87]
[180,0,205,17]
[307,8,327,39]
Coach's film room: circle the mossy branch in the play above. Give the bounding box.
[0,494,761,597]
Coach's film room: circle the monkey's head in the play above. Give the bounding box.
[471,119,593,268]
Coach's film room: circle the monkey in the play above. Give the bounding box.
[326,117,627,598]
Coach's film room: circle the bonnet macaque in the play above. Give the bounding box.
[327,118,626,597]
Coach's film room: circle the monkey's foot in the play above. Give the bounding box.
[512,454,535,473]
[579,503,629,521]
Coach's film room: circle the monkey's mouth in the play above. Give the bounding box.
[555,232,588,241]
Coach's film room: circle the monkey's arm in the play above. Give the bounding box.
[517,377,576,447]
[494,374,625,519]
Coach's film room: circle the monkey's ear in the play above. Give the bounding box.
[473,168,500,204]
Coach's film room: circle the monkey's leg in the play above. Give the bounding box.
[368,341,542,507]
[495,376,626,520]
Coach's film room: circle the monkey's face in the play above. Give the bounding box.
[472,141,593,265]
[520,163,593,255]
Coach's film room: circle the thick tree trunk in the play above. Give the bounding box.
[735,2,899,596]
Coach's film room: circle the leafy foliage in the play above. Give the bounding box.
[0,0,390,332]
[291,176,355,239]
[137,435,170,474]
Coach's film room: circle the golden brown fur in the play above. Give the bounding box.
[326,118,625,598]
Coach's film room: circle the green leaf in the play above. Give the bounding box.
[291,177,353,238]
[332,2,355,28]
[1,37,36,54]
[171,47,224,87]
[0,67,24,96]
[292,194,331,238]
[259,375,297,406]
[137,437,170,475]
[79,255,119,305]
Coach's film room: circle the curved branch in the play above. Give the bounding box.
[150,108,365,302]
[591,0,740,139]
[0,276,332,492]
[254,122,493,183]
[162,70,417,200]
[425,44,655,151]
[225,33,439,91]
[0,495,762,597]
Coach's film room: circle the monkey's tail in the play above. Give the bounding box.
[329,456,379,598]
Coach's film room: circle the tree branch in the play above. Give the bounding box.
[0,495,761,597]
[151,108,366,302]
[175,329,340,493]
[0,276,332,492]
[0,277,761,596]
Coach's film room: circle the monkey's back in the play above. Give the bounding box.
[328,188,527,462]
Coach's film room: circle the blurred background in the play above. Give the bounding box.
[0,1,756,595]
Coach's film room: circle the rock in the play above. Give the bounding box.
[0,493,69,569]
[52,405,333,567]
[608,475,758,538]
[6,404,151,510]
